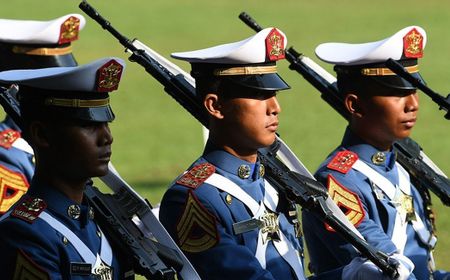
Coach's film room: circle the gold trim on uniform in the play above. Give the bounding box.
[213,65,277,76]
[0,164,29,213]
[44,98,110,108]
[361,65,419,76]
[176,191,218,253]
[327,175,365,229]
[12,45,73,56]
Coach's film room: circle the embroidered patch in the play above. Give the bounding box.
[327,150,358,174]
[11,196,47,223]
[176,163,215,189]
[176,190,219,253]
[59,16,80,44]
[265,28,285,61]
[403,28,424,58]
[13,249,50,280]
[0,129,21,149]
[0,164,30,214]
[96,59,123,92]
[325,175,365,231]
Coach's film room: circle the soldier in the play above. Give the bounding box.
[302,26,449,279]
[0,14,85,214]
[0,57,132,279]
[158,28,308,279]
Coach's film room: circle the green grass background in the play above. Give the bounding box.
[2,0,449,276]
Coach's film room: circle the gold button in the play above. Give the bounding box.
[225,194,233,205]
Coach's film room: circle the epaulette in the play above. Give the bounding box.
[176,162,216,189]
[327,150,358,174]
[325,174,365,231]
[0,164,30,214]
[176,190,219,253]
[0,129,21,149]
[11,196,47,224]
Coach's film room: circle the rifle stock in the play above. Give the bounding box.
[239,12,450,207]
[79,2,399,277]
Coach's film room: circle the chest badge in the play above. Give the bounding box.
[93,260,113,280]
[260,211,281,244]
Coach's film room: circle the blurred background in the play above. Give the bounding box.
[2,0,449,275]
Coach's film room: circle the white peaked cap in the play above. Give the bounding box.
[0,57,125,92]
[0,14,86,44]
[171,27,287,64]
[316,26,427,65]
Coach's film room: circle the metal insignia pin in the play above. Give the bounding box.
[259,164,265,177]
[225,194,233,205]
[89,207,95,220]
[62,236,69,245]
[238,165,251,179]
[67,205,81,220]
[371,152,386,165]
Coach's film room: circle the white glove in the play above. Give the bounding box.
[342,257,389,280]
[388,253,415,280]
[342,254,415,280]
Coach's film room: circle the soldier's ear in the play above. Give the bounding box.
[204,93,224,119]
[28,121,51,149]
[345,93,364,118]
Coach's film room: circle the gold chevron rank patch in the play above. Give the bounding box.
[0,164,30,214]
[13,249,50,280]
[325,175,365,231]
[176,190,219,253]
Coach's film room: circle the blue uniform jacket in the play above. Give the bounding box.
[160,146,304,279]
[0,117,34,214]
[302,127,448,280]
[0,179,126,279]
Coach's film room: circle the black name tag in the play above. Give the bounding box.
[70,262,92,275]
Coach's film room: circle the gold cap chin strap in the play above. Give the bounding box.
[44,97,109,108]
[214,65,277,76]
[12,45,73,56]
[361,65,419,76]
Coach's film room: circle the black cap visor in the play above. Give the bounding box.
[369,71,424,90]
[224,73,290,91]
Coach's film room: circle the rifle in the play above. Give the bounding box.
[0,85,200,280]
[239,12,450,208]
[79,1,400,277]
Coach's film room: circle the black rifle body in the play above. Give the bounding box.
[78,2,399,277]
[238,12,450,208]
[0,89,183,279]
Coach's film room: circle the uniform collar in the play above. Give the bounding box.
[341,127,396,170]
[203,142,263,181]
[27,179,93,227]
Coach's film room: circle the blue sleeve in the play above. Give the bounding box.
[160,185,276,280]
[0,217,63,279]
